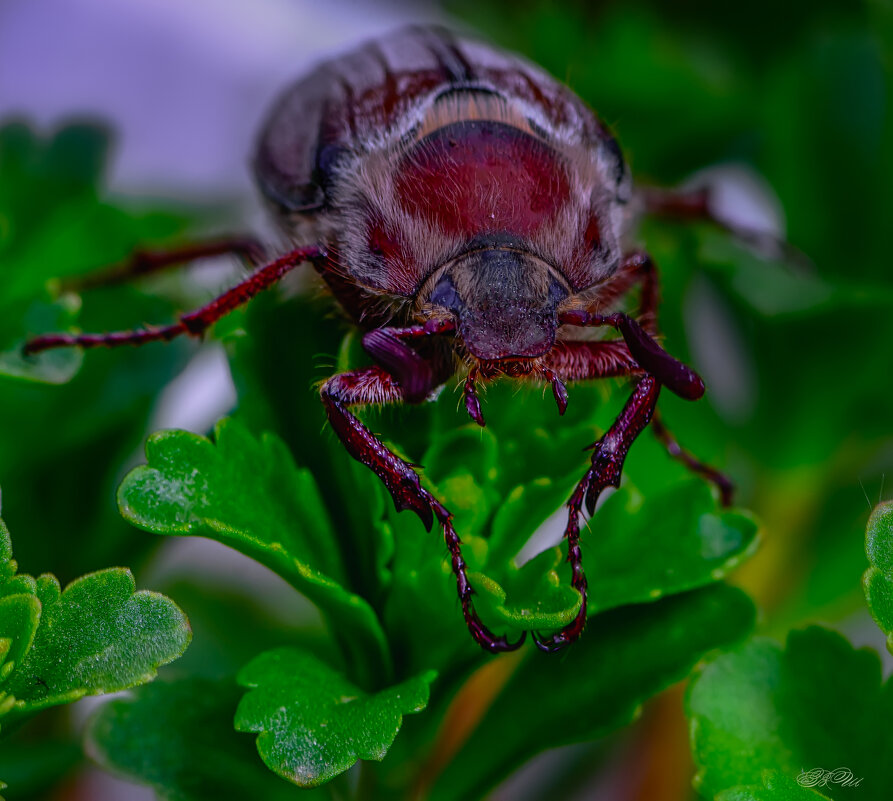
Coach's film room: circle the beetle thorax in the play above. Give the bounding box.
[327,90,626,305]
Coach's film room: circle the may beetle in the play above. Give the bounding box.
[27,25,739,653]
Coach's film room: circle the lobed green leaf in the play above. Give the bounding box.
[0,514,191,733]
[863,501,893,651]
[4,569,191,724]
[86,678,324,801]
[235,647,435,787]
[117,417,393,688]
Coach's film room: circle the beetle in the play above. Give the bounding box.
[26,25,739,653]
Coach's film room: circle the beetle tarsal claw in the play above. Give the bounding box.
[490,629,528,652]
[531,630,571,653]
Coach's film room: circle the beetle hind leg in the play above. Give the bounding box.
[651,412,735,507]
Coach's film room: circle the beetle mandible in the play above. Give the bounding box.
[26,25,739,653]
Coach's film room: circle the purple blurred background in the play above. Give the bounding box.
[0,0,440,197]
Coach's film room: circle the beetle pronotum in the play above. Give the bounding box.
[27,25,739,653]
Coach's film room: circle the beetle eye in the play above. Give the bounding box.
[429,274,462,312]
[601,135,626,187]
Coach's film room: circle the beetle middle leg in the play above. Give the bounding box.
[24,244,321,353]
[320,364,526,654]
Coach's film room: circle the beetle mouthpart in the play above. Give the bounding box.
[464,370,486,426]
[543,368,568,415]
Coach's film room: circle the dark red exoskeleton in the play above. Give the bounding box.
[26,26,739,653]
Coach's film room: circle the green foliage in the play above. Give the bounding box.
[106,395,756,795]
[863,501,893,651]
[117,418,392,689]
[0,518,190,732]
[235,648,435,787]
[433,584,755,800]
[0,121,190,386]
[86,678,328,801]
[0,513,190,796]
[687,627,892,800]
[0,121,195,584]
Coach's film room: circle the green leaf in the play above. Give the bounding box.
[0,594,41,692]
[117,418,393,688]
[3,569,191,725]
[587,480,759,609]
[431,583,755,800]
[86,678,325,801]
[716,770,833,800]
[0,514,191,736]
[863,501,893,651]
[477,479,758,632]
[0,121,190,385]
[0,297,83,385]
[687,626,891,800]
[235,647,435,787]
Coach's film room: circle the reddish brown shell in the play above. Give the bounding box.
[254,25,620,215]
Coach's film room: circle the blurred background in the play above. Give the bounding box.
[0,0,891,798]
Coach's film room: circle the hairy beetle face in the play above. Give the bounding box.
[428,244,568,361]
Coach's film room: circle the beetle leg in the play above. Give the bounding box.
[651,413,735,506]
[58,236,266,293]
[587,253,735,502]
[640,185,801,264]
[533,375,661,652]
[559,308,704,400]
[586,250,659,334]
[321,365,525,654]
[23,245,322,354]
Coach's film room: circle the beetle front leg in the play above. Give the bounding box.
[533,375,661,652]
[321,366,525,654]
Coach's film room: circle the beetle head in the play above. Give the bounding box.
[427,239,568,362]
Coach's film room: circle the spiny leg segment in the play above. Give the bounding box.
[531,251,734,650]
[24,245,323,354]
